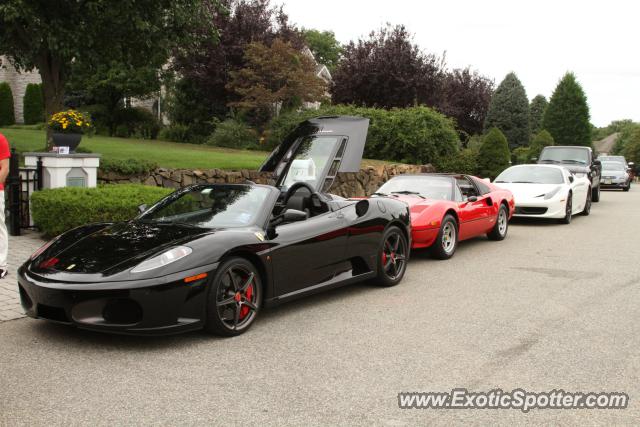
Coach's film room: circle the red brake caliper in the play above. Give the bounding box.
[239,283,253,319]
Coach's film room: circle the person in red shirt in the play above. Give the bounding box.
[0,132,11,278]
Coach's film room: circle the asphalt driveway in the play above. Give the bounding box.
[1,187,639,426]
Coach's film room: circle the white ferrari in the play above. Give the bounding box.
[493,164,591,224]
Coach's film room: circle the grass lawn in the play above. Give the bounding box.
[0,128,395,170]
[0,128,269,170]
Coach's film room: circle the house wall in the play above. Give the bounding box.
[0,56,42,124]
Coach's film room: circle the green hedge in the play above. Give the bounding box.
[99,158,158,175]
[0,82,15,126]
[207,118,257,149]
[266,105,460,169]
[23,83,44,124]
[31,184,173,236]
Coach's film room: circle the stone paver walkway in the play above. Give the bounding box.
[0,230,45,322]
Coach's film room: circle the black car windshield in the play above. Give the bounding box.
[377,176,454,200]
[602,161,625,171]
[539,148,589,165]
[139,185,272,228]
[280,135,342,189]
[495,166,564,184]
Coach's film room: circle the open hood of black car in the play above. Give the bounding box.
[259,116,369,192]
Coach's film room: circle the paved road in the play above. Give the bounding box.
[1,188,639,426]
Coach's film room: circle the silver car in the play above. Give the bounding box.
[600,161,631,191]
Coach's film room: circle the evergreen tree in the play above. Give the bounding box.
[23,83,44,124]
[529,129,555,160]
[529,95,548,135]
[0,82,15,126]
[478,127,511,179]
[543,72,591,146]
[484,72,530,149]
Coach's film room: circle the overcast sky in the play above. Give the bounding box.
[276,0,639,127]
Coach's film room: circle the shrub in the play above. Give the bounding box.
[529,129,555,160]
[478,127,510,179]
[113,107,161,139]
[31,184,173,237]
[266,105,459,168]
[23,83,44,124]
[207,118,257,149]
[158,123,190,143]
[439,148,478,175]
[100,158,158,175]
[511,147,531,165]
[0,82,15,126]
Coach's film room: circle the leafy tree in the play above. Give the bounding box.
[543,72,591,146]
[0,82,15,126]
[529,129,555,160]
[439,67,494,137]
[478,127,510,179]
[227,38,327,128]
[613,121,640,154]
[302,29,342,71]
[529,95,548,135]
[171,0,303,132]
[331,24,444,108]
[0,0,217,131]
[623,128,640,166]
[67,61,162,135]
[266,104,459,168]
[511,147,531,165]
[593,119,635,141]
[484,72,530,149]
[23,83,44,124]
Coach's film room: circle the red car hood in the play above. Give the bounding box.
[388,195,439,221]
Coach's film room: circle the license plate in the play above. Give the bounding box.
[604,179,612,184]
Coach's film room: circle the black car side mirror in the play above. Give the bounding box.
[467,196,478,202]
[593,159,602,167]
[138,204,147,214]
[569,175,574,183]
[282,209,308,223]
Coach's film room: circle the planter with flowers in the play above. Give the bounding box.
[48,110,93,152]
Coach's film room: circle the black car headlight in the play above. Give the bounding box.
[131,246,193,273]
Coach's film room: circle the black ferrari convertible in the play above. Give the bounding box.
[18,116,411,336]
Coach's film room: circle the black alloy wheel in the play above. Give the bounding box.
[376,226,408,287]
[206,257,261,336]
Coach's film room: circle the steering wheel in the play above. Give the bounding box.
[283,181,317,206]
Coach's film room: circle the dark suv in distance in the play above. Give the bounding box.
[537,146,602,202]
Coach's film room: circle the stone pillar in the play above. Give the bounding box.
[23,152,101,188]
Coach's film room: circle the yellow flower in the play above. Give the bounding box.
[62,123,68,129]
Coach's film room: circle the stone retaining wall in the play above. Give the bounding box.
[99,164,435,198]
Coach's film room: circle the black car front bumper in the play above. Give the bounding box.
[17,263,218,335]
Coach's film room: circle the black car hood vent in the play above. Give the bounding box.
[33,222,209,275]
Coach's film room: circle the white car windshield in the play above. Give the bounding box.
[495,166,564,184]
[602,161,625,171]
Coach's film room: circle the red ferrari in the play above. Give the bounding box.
[372,174,515,259]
